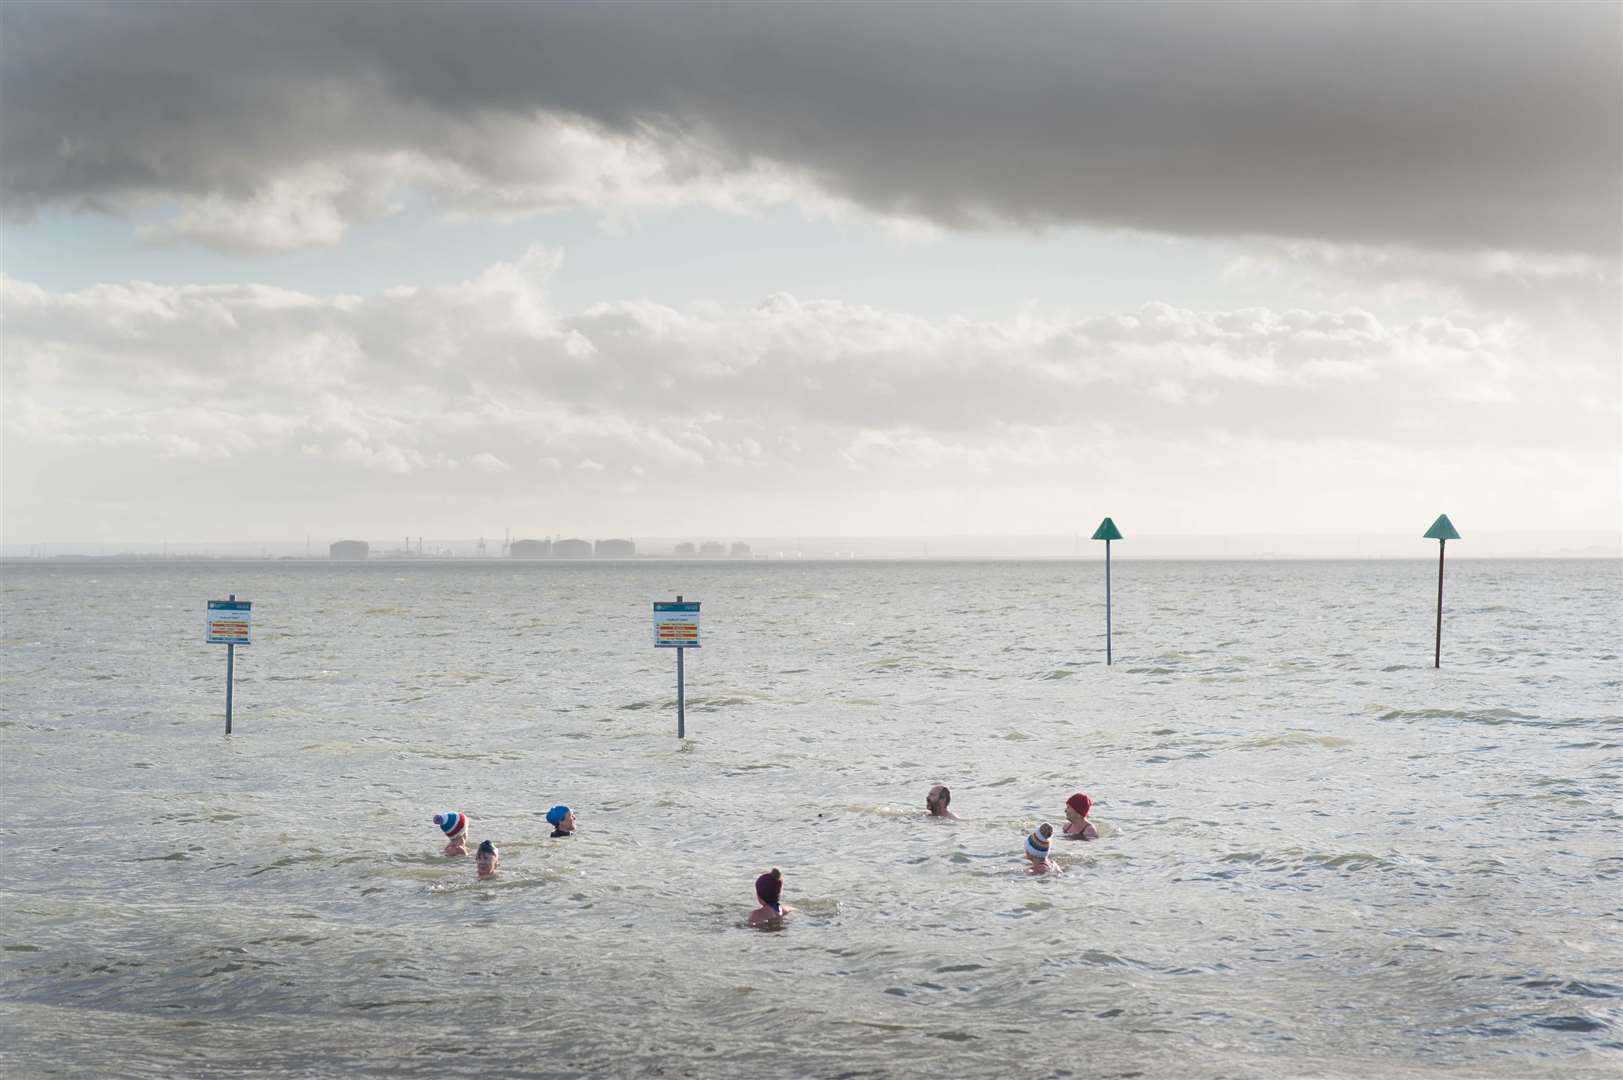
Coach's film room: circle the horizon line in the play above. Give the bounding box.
[6,528,1619,545]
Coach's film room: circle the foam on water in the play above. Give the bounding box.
[1,558,1620,1078]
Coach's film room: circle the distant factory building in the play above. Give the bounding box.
[329,540,369,561]
[594,538,635,559]
[730,542,752,558]
[674,542,696,556]
[699,541,726,557]
[553,538,592,558]
[509,538,551,558]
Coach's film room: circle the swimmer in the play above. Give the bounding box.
[546,805,575,837]
[925,784,959,820]
[475,840,500,879]
[434,812,470,857]
[1062,792,1099,840]
[1025,823,1061,874]
[749,867,794,926]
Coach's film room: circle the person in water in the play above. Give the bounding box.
[545,805,575,837]
[1025,823,1061,874]
[475,840,500,879]
[434,812,470,857]
[925,784,959,820]
[1062,792,1099,840]
[749,867,794,926]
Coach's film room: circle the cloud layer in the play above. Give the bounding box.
[5,246,1616,539]
[4,2,1617,253]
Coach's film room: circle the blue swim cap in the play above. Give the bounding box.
[545,804,571,827]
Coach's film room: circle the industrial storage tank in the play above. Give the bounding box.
[552,538,592,558]
[509,538,552,558]
[329,540,369,561]
[594,538,635,558]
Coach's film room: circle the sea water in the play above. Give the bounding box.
[1,558,1619,1078]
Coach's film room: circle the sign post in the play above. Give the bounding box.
[1091,518,1122,665]
[206,595,252,733]
[1423,514,1460,668]
[654,596,701,738]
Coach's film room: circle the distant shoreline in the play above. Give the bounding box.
[3,553,1618,565]
[6,531,1619,563]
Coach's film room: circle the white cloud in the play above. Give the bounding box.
[1,244,1616,539]
[136,160,381,252]
[468,452,512,474]
[114,122,840,253]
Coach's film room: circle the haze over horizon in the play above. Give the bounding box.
[3,2,1619,546]
[6,529,1618,563]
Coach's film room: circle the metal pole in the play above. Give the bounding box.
[675,594,686,738]
[1434,539,1445,669]
[225,593,236,733]
[1105,539,1113,666]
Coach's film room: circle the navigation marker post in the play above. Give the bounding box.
[654,596,701,738]
[1091,518,1122,665]
[1423,515,1460,668]
[206,595,252,733]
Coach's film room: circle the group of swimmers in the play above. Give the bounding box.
[431,804,575,880]
[925,784,1098,872]
[432,788,1099,925]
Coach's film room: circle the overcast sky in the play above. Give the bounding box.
[3,1,1618,549]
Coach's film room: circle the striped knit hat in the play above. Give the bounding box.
[434,812,467,838]
[1025,822,1054,861]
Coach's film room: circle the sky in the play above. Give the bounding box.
[2,1,1619,551]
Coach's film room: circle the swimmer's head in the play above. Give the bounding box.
[755,868,783,912]
[1065,792,1092,822]
[434,812,468,838]
[475,840,499,877]
[1025,823,1054,863]
[926,785,951,816]
[546,805,574,832]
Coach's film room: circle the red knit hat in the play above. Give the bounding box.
[755,868,783,910]
[1066,792,1092,818]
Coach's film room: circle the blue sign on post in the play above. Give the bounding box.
[654,598,700,738]
[206,599,252,644]
[206,596,251,733]
[653,600,701,647]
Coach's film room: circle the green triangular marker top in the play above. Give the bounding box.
[1091,517,1123,541]
[1423,514,1460,541]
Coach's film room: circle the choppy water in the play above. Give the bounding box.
[1,558,1619,1079]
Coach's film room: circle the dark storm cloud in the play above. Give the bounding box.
[2,1,1618,252]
